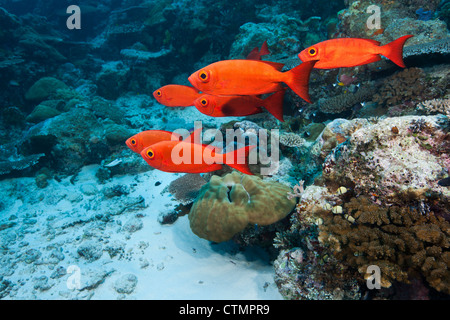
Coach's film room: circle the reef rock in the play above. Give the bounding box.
[275,115,450,299]
[21,108,111,174]
[337,0,449,45]
[96,62,131,100]
[322,115,450,198]
[25,77,69,102]
[26,104,61,123]
[114,274,138,294]
[229,14,323,60]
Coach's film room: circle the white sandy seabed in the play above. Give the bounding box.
[0,164,283,300]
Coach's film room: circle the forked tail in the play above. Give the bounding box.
[224,145,256,175]
[283,60,317,103]
[379,35,414,68]
[262,88,286,122]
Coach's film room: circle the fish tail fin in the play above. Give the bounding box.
[262,89,286,122]
[260,40,270,56]
[380,35,413,68]
[225,145,256,175]
[284,60,317,103]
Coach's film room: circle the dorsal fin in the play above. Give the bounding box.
[259,40,270,56]
[246,47,259,59]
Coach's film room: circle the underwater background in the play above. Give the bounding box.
[0,0,449,300]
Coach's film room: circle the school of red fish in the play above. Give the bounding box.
[126,36,413,175]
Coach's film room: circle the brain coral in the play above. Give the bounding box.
[188,171,297,242]
[25,77,68,102]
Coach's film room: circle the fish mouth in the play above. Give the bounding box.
[125,138,138,153]
[297,52,306,62]
[125,139,133,149]
[187,74,197,88]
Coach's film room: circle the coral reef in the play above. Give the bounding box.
[274,115,450,299]
[372,67,446,115]
[317,86,377,114]
[96,62,131,100]
[322,116,449,197]
[0,139,45,176]
[20,108,123,175]
[397,0,442,13]
[312,118,366,159]
[403,37,450,58]
[230,15,322,61]
[26,104,61,123]
[188,171,297,243]
[437,0,450,27]
[419,98,450,117]
[274,244,361,300]
[168,173,207,205]
[273,185,362,300]
[318,195,449,293]
[279,132,306,148]
[0,153,45,176]
[338,0,449,42]
[24,77,69,102]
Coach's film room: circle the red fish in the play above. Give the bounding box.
[246,40,270,60]
[153,84,202,107]
[140,140,256,175]
[298,35,413,69]
[188,59,317,103]
[126,130,182,154]
[126,128,203,154]
[193,89,286,121]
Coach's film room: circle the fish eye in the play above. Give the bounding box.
[146,149,155,159]
[198,70,210,83]
[200,98,208,106]
[308,47,318,57]
[156,90,162,96]
[131,139,136,145]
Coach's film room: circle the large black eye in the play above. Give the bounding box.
[146,149,154,159]
[156,90,162,96]
[201,98,208,106]
[131,139,136,145]
[308,47,318,57]
[198,70,210,83]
